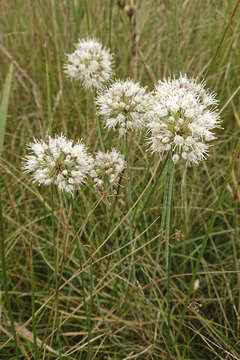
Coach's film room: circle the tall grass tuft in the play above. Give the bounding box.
[0,1,240,359]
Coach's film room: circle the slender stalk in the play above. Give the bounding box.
[30,240,38,359]
[174,140,240,347]
[51,185,57,286]
[84,0,90,34]
[96,115,105,152]
[0,191,19,356]
[57,193,72,290]
[174,0,180,77]
[150,157,170,299]
[71,194,91,358]
[168,2,178,355]
[46,62,53,136]
[165,159,175,357]
[105,171,124,239]
[51,186,62,358]
[76,238,87,358]
[108,0,114,49]
[125,133,135,284]
[132,157,168,237]
[104,171,124,273]
[87,259,93,360]
[94,92,105,152]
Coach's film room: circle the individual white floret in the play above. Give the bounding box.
[172,154,180,163]
[91,148,125,187]
[147,75,221,165]
[64,38,113,90]
[97,79,153,136]
[23,135,93,195]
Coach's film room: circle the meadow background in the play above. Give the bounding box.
[0,0,240,359]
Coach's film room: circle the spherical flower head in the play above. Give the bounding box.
[147,75,221,165]
[90,149,125,188]
[23,135,93,195]
[96,79,153,136]
[64,38,113,90]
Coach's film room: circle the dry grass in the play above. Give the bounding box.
[0,0,240,359]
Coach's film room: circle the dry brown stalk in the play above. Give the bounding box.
[116,1,138,79]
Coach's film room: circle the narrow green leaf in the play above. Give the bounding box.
[0,63,13,157]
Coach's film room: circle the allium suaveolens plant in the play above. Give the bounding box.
[90,149,125,188]
[97,79,153,287]
[97,79,153,136]
[64,38,113,90]
[147,76,221,352]
[147,75,220,164]
[23,135,93,195]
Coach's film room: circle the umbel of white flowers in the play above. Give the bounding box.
[23,135,93,195]
[90,149,125,188]
[97,79,153,136]
[147,75,220,165]
[64,38,113,90]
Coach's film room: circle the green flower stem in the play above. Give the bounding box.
[108,0,114,49]
[125,133,135,284]
[84,0,90,34]
[75,236,87,358]
[104,171,124,272]
[174,0,180,77]
[150,156,170,299]
[46,62,53,136]
[30,240,38,359]
[51,186,62,358]
[87,259,93,360]
[94,92,105,152]
[96,115,105,152]
[165,158,175,357]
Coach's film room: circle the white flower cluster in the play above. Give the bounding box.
[97,80,153,136]
[147,75,220,164]
[90,149,125,187]
[64,38,113,90]
[23,135,93,195]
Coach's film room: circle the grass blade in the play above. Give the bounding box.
[0,63,13,157]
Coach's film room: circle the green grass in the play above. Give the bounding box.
[0,0,240,359]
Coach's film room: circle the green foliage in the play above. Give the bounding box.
[0,63,13,157]
[0,1,240,359]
